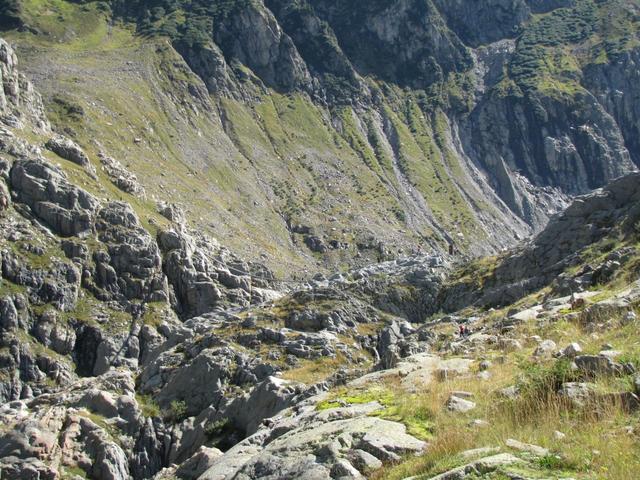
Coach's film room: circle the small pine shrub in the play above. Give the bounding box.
[168,399,188,422]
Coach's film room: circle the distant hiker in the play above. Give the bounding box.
[448,243,454,256]
[459,324,465,337]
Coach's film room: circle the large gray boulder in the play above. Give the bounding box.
[143,348,232,415]
[222,376,300,437]
[558,382,595,407]
[0,295,19,331]
[416,453,522,480]
[176,446,224,480]
[574,355,624,377]
[32,310,76,355]
[45,134,90,167]
[446,395,476,413]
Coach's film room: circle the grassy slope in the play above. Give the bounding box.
[324,235,639,479]
[2,0,528,279]
[6,0,637,279]
[366,315,640,479]
[505,0,640,100]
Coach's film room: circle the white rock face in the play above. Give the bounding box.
[349,353,472,390]
[534,339,557,357]
[505,438,550,457]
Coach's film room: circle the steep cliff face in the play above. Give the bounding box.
[115,0,638,236]
[461,0,639,223]
[584,47,640,165]
[214,1,313,93]
[0,38,48,131]
[1,0,639,274]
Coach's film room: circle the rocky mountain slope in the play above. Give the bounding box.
[0,31,639,479]
[0,0,638,275]
[1,1,640,479]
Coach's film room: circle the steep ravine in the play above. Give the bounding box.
[3,0,639,276]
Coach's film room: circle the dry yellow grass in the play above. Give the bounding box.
[280,353,356,384]
[369,349,640,480]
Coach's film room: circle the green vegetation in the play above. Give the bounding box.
[316,382,435,440]
[339,107,386,179]
[141,301,169,328]
[281,353,352,384]
[136,393,161,418]
[110,0,251,48]
[167,399,188,422]
[61,293,132,334]
[47,94,85,132]
[0,278,28,296]
[204,418,231,439]
[448,253,502,287]
[61,465,88,479]
[366,349,640,479]
[507,0,640,99]
[77,408,124,445]
[9,241,65,270]
[317,385,394,411]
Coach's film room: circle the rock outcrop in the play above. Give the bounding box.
[0,371,166,480]
[98,152,145,197]
[0,38,49,131]
[10,159,99,237]
[199,400,426,480]
[158,228,276,318]
[45,134,90,167]
[90,202,167,303]
[441,172,640,311]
